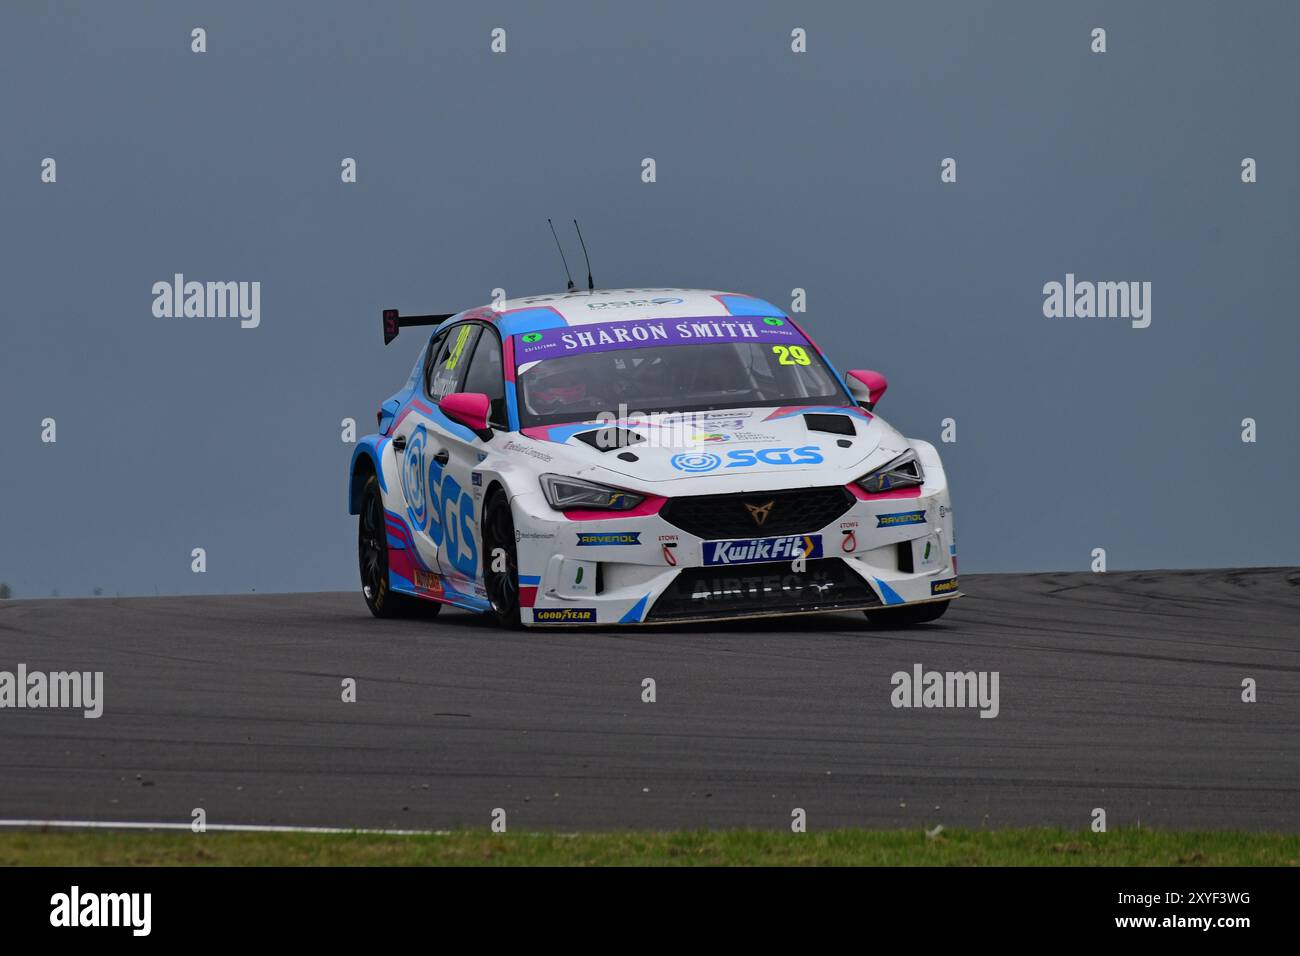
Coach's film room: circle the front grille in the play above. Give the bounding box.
[660,486,855,540]
[646,558,880,622]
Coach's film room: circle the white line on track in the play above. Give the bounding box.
[0,819,449,836]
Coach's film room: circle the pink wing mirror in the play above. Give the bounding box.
[846,369,888,410]
[439,392,492,435]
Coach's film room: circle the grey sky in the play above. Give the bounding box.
[1,1,1296,597]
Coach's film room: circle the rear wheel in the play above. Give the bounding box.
[865,600,950,628]
[482,490,522,628]
[358,473,440,619]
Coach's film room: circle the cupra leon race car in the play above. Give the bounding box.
[348,289,960,628]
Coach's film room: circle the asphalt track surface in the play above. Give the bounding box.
[1,569,1297,832]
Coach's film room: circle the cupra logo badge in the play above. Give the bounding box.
[745,500,776,527]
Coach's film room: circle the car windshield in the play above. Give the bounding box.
[514,318,850,427]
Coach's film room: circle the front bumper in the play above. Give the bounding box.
[512,482,961,626]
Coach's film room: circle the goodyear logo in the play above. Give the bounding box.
[877,510,927,528]
[703,534,822,566]
[534,608,597,623]
[576,532,641,546]
[930,577,959,595]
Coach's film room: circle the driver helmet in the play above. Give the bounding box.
[528,362,587,410]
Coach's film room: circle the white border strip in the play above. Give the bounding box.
[0,819,447,836]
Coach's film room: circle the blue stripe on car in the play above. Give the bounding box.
[716,294,783,316]
[619,593,651,624]
[874,578,906,606]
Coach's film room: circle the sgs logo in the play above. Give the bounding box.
[401,425,479,577]
[725,445,823,468]
[400,426,429,528]
[670,445,824,473]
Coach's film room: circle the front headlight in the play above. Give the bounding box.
[539,474,645,511]
[856,448,925,494]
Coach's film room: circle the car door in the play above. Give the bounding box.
[423,323,487,601]
[390,329,449,590]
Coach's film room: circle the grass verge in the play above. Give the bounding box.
[1,827,1297,866]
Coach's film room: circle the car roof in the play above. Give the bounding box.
[439,288,788,338]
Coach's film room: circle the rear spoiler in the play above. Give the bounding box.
[382,309,454,346]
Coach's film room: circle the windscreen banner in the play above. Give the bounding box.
[513,316,805,365]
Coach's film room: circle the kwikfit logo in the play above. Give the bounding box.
[703,534,822,566]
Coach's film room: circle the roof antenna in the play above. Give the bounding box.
[547,218,576,292]
[573,219,595,291]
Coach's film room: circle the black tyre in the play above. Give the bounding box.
[358,473,440,619]
[864,599,950,628]
[482,489,522,628]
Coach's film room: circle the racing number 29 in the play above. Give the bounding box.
[772,345,811,366]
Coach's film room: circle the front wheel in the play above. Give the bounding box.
[482,490,522,628]
[358,473,440,619]
[864,600,950,628]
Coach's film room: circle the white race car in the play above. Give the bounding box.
[349,289,960,627]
